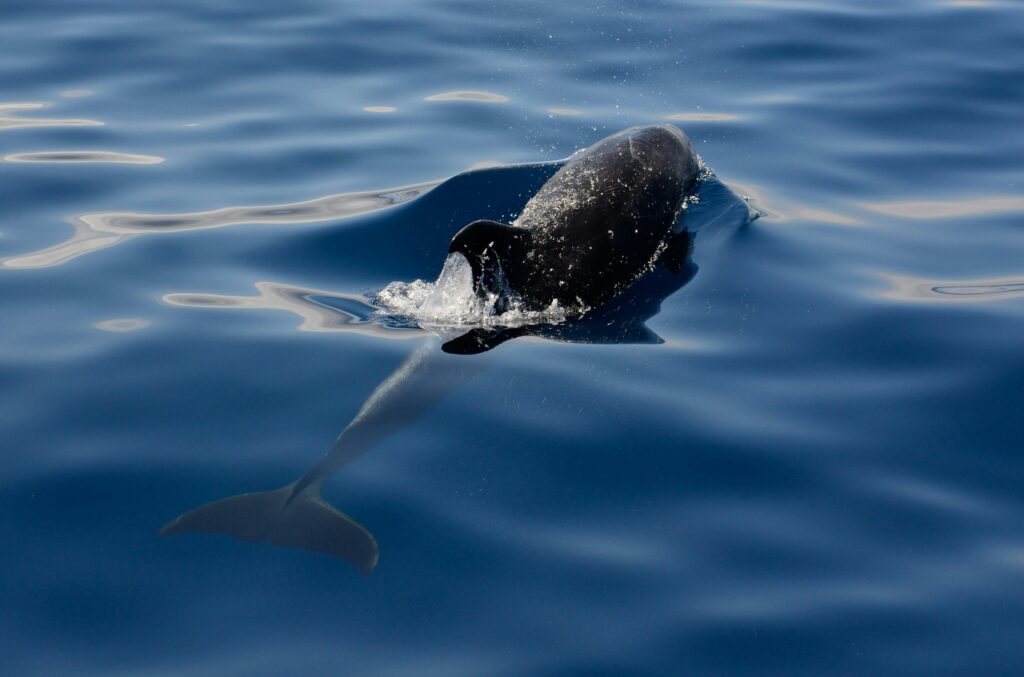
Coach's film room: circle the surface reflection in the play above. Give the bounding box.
[728,179,862,226]
[424,90,509,103]
[665,112,742,122]
[164,283,422,339]
[95,318,150,332]
[0,102,103,131]
[877,273,1024,303]
[3,151,164,164]
[943,0,997,7]
[859,196,1024,220]
[1,180,440,269]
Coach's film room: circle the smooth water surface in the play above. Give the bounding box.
[2,1,1023,675]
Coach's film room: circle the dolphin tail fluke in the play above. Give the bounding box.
[159,484,379,573]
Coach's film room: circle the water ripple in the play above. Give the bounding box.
[727,179,862,226]
[876,273,1024,303]
[665,112,743,122]
[4,0,1024,672]
[0,102,103,131]
[94,318,150,332]
[860,196,1024,219]
[424,90,510,103]
[1,180,440,270]
[3,151,164,164]
[163,282,422,339]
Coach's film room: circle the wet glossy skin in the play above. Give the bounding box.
[449,125,700,312]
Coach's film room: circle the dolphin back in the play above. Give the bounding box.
[449,125,701,313]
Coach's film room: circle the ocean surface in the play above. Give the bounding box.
[2,1,1023,675]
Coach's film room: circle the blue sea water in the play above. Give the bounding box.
[2,0,1024,674]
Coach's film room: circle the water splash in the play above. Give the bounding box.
[374,253,567,330]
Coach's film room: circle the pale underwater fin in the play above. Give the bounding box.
[159,484,379,574]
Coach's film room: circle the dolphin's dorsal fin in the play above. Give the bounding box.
[448,220,531,290]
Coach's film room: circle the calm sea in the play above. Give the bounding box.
[2,1,1023,675]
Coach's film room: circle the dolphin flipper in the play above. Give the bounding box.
[442,325,530,354]
[160,485,379,573]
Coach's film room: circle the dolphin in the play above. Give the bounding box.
[160,125,717,572]
[448,124,701,315]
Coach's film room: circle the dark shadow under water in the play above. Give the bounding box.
[160,162,752,572]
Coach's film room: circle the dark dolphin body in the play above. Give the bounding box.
[449,124,701,314]
[160,126,725,572]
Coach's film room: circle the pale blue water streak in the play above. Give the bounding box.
[2,1,1024,675]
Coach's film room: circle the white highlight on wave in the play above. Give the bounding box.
[0,102,103,131]
[3,150,164,164]
[1,179,439,269]
[375,253,567,329]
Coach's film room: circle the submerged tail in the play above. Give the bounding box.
[159,484,379,574]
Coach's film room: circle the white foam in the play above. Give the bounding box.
[374,253,567,329]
